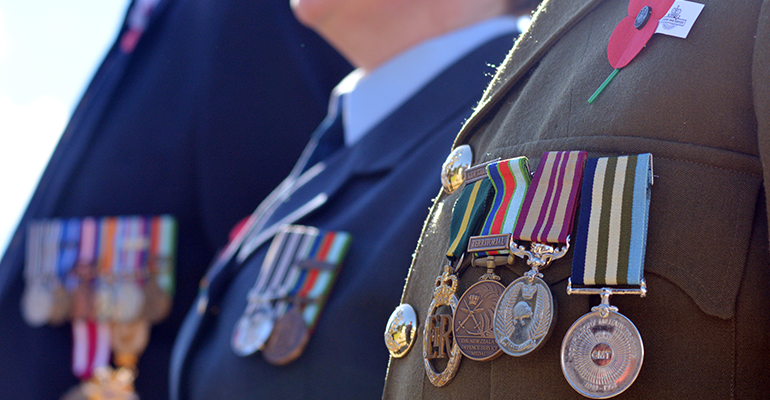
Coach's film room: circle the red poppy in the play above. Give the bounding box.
[607,0,675,68]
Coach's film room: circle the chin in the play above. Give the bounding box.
[290,0,329,28]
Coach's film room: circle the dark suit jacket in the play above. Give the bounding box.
[384,0,770,398]
[0,0,350,399]
[169,34,517,400]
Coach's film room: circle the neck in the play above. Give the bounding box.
[313,1,508,72]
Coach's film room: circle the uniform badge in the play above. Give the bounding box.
[561,154,653,398]
[423,265,462,387]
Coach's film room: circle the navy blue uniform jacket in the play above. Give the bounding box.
[170,34,517,400]
[0,0,350,398]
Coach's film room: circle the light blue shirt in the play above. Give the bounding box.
[332,16,520,147]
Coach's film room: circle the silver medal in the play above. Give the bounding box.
[493,272,555,356]
[231,299,276,356]
[112,281,145,322]
[21,282,54,327]
[561,308,643,399]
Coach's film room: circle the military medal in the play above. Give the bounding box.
[232,225,318,356]
[261,229,351,365]
[21,221,58,327]
[50,219,81,325]
[142,216,176,323]
[94,218,119,321]
[493,151,587,357]
[423,264,463,387]
[113,217,146,323]
[561,154,653,398]
[454,157,534,361]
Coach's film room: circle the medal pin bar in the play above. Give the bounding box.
[561,154,653,399]
[231,225,309,356]
[263,229,351,366]
[494,151,587,357]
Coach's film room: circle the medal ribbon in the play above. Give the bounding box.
[155,215,177,295]
[277,230,351,326]
[512,151,587,244]
[72,320,111,379]
[446,178,493,260]
[571,154,652,286]
[60,219,81,290]
[473,157,531,256]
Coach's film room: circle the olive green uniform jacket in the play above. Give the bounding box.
[384,0,770,398]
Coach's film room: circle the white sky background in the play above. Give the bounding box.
[0,1,128,253]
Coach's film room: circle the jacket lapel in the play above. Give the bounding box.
[455,0,606,146]
[239,33,520,263]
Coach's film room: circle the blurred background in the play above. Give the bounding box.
[0,0,127,252]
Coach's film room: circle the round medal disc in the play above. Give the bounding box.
[493,275,555,356]
[384,303,418,358]
[94,282,114,321]
[561,309,644,399]
[142,280,172,323]
[113,282,145,323]
[262,306,311,366]
[453,280,504,361]
[231,303,275,357]
[49,285,73,326]
[21,283,54,327]
[441,144,473,194]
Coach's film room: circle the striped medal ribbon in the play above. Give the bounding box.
[262,229,351,365]
[493,151,587,358]
[445,164,495,261]
[467,157,531,259]
[561,154,653,399]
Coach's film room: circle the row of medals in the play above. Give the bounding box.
[384,146,646,399]
[21,218,174,400]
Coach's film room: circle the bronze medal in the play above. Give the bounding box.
[141,278,172,323]
[72,282,93,321]
[384,303,418,358]
[48,284,72,325]
[423,265,462,387]
[262,306,311,366]
[452,280,504,361]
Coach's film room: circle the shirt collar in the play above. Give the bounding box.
[332,16,520,147]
